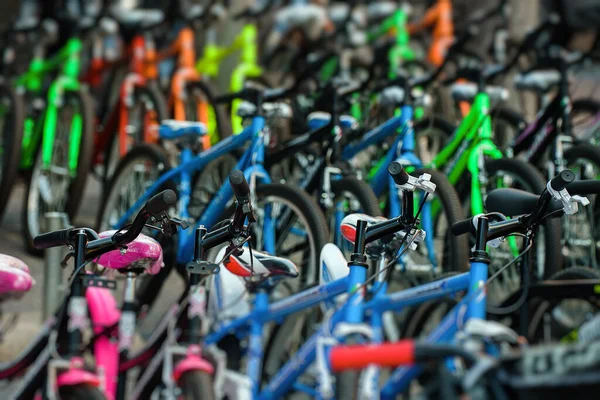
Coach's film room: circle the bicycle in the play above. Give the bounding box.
[97,99,328,314]
[0,190,176,399]
[199,161,429,398]
[402,28,562,303]
[0,13,96,254]
[84,5,168,182]
[328,169,594,399]
[293,77,469,273]
[195,0,271,137]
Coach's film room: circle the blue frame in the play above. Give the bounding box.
[205,250,488,399]
[341,106,437,269]
[110,116,272,264]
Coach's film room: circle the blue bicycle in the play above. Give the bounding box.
[97,88,329,312]
[290,78,469,273]
[203,164,586,399]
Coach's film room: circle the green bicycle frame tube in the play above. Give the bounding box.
[196,24,262,135]
[429,93,502,215]
[40,38,83,175]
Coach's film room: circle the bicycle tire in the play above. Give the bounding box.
[562,143,600,267]
[184,80,231,142]
[103,81,169,184]
[329,177,381,251]
[58,383,106,400]
[255,183,329,287]
[23,87,95,254]
[484,158,563,279]
[570,98,600,143]
[527,266,600,343]
[0,83,24,221]
[412,115,456,165]
[97,143,174,230]
[178,370,216,400]
[97,143,177,316]
[413,168,470,272]
[489,106,527,151]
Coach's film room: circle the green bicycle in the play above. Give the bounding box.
[413,41,562,303]
[0,19,94,253]
[195,2,269,141]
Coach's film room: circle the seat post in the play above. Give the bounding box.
[120,271,138,353]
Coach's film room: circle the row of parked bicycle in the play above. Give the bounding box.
[2,0,600,398]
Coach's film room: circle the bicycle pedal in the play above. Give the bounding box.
[82,276,117,290]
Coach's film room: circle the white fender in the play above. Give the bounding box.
[208,247,250,322]
[319,243,349,312]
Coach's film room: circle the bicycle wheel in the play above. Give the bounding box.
[562,144,600,268]
[489,106,526,151]
[103,81,168,183]
[97,144,176,317]
[183,80,230,144]
[329,178,381,254]
[527,266,600,343]
[178,370,216,400]
[0,83,24,221]
[410,168,469,273]
[382,168,469,274]
[480,158,563,305]
[413,116,455,166]
[23,88,94,254]
[261,305,324,397]
[570,98,600,144]
[253,183,329,288]
[58,383,106,400]
[97,143,173,231]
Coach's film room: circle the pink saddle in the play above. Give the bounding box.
[0,254,34,298]
[96,231,164,275]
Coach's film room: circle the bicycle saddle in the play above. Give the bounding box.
[306,112,358,131]
[0,255,34,299]
[485,188,562,217]
[110,7,164,29]
[514,70,561,93]
[366,2,397,24]
[450,82,509,104]
[96,231,164,275]
[223,249,298,280]
[159,120,207,140]
[340,213,388,246]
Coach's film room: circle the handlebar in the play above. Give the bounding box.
[330,340,477,371]
[33,189,177,251]
[197,170,256,252]
[451,172,599,240]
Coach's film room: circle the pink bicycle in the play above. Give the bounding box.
[0,190,176,399]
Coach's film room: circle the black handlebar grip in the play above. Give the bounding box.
[550,170,575,191]
[451,218,475,237]
[388,162,410,186]
[565,180,600,195]
[146,190,177,215]
[230,170,250,200]
[33,229,70,250]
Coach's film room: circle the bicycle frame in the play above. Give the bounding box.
[157,24,213,148]
[15,37,83,172]
[196,23,262,134]
[203,239,485,399]
[430,92,503,215]
[86,29,160,167]
[408,0,454,67]
[110,116,270,264]
[367,9,416,79]
[0,247,109,398]
[341,106,438,268]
